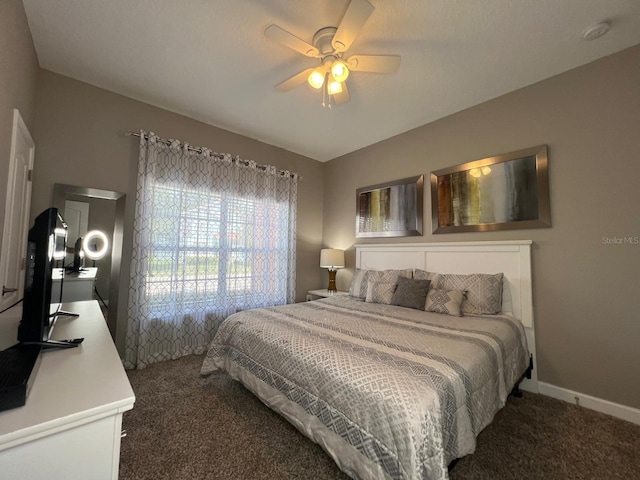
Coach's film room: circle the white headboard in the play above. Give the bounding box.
[355,240,538,391]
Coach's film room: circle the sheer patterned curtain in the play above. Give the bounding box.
[125,132,298,369]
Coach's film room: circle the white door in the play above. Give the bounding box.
[0,110,35,311]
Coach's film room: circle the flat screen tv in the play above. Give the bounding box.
[17,208,75,345]
[68,236,84,272]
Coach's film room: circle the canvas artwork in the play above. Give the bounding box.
[356,175,423,238]
[431,145,550,233]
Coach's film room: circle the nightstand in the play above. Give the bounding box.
[306,289,349,301]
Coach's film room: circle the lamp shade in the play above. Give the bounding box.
[308,68,325,89]
[327,78,343,95]
[320,249,345,269]
[331,60,349,82]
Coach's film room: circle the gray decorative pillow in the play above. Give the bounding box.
[434,273,503,315]
[390,276,431,310]
[349,269,412,299]
[365,281,397,304]
[426,288,466,316]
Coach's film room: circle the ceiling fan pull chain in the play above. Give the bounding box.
[322,72,329,107]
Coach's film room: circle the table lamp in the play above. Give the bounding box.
[320,249,345,292]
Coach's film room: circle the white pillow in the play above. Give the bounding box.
[414,269,504,315]
[349,269,411,299]
[434,273,503,315]
[365,281,397,304]
[425,288,466,317]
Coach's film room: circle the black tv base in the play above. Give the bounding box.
[19,338,84,351]
[53,310,80,318]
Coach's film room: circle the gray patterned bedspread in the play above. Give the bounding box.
[201,295,529,480]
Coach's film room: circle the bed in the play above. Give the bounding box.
[201,241,537,480]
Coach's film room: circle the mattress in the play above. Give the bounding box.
[201,295,529,480]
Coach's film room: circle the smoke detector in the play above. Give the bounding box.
[582,21,611,41]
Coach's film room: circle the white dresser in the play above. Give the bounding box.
[51,267,98,303]
[0,300,135,480]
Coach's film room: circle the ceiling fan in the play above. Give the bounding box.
[265,0,401,107]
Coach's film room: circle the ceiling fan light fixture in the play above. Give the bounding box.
[266,0,399,106]
[308,68,325,89]
[331,60,349,82]
[328,79,343,95]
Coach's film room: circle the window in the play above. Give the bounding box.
[145,184,292,317]
[125,131,298,369]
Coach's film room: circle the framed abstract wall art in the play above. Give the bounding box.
[356,175,424,238]
[430,145,551,233]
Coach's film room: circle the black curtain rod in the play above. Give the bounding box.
[124,131,299,179]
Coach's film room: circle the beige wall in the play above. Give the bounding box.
[32,70,325,353]
[0,0,39,252]
[324,44,640,410]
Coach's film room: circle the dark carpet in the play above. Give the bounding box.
[119,354,640,480]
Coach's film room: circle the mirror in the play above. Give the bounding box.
[430,145,550,233]
[53,184,125,337]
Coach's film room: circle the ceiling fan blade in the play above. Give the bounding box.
[332,0,374,53]
[347,55,401,73]
[333,81,350,105]
[276,68,314,92]
[265,25,319,57]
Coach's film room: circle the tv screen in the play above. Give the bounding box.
[17,208,67,343]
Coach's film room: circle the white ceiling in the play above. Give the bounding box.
[23,0,640,162]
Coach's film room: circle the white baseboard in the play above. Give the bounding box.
[519,376,538,394]
[538,382,640,426]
